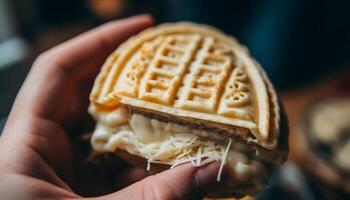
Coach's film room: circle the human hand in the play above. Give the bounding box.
[0,15,221,200]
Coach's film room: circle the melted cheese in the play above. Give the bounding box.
[90,106,261,182]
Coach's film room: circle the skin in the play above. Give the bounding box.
[0,15,221,200]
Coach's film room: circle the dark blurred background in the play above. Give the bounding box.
[1,0,350,199]
[2,0,350,119]
[2,0,350,115]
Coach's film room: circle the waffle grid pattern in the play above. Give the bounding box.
[112,34,255,123]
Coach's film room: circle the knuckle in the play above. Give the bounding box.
[33,51,55,71]
[33,50,70,75]
[34,51,53,66]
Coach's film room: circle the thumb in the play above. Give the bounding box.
[95,162,221,200]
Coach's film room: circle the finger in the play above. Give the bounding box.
[94,162,221,200]
[8,14,154,121]
[36,14,154,76]
[0,173,80,200]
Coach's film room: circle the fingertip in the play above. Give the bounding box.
[128,13,155,25]
[112,13,155,28]
[163,162,222,199]
[97,14,155,48]
[163,161,222,188]
[102,163,222,200]
[194,162,221,189]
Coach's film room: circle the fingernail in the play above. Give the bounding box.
[194,162,221,188]
[128,14,154,23]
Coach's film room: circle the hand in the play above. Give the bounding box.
[0,15,221,200]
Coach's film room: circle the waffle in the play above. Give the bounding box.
[89,22,288,198]
[90,22,282,150]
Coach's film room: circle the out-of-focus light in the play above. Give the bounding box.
[88,0,126,19]
[0,37,28,69]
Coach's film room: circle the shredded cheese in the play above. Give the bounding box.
[147,161,151,171]
[217,138,232,181]
[100,128,234,181]
[196,146,202,166]
[92,113,239,182]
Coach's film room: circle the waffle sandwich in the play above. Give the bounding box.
[88,22,288,197]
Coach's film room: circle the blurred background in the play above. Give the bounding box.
[1,0,350,199]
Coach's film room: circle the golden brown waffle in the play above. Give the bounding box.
[90,23,281,150]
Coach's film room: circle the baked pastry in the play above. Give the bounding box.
[88,22,288,197]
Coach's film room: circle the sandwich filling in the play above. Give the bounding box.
[90,105,267,183]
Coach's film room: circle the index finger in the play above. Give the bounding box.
[38,14,154,75]
[11,15,154,120]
